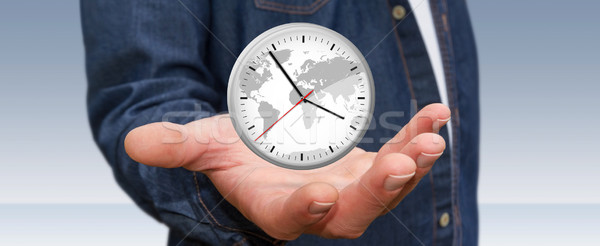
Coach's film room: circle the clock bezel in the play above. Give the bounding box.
[227,23,375,170]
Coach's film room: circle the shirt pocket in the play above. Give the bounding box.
[254,0,330,15]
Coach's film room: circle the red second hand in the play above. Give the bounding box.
[254,90,314,141]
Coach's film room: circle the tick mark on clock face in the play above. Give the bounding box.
[229,24,374,169]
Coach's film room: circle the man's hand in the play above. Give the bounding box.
[124,103,450,240]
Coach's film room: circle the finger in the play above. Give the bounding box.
[387,133,446,209]
[258,182,338,240]
[321,153,416,238]
[124,121,195,168]
[376,103,450,162]
[401,133,446,169]
[124,115,238,169]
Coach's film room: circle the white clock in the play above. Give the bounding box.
[228,23,375,170]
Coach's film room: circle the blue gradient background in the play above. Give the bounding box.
[1,0,598,245]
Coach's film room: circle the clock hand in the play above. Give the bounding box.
[268,51,303,98]
[255,90,314,141]
[303,99,345,120]
[268,51,344,120]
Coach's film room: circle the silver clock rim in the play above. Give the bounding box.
[227,22,375,170]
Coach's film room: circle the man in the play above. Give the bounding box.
[82,0,478,245]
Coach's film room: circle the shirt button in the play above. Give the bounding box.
[439,212,451,227]
[392,5,407,20]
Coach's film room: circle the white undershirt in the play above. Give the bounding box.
[408,0,453,148]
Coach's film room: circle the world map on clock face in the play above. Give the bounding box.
[241,48,365,153]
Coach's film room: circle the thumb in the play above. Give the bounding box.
[258,182,339,240]
[124,115,237,169]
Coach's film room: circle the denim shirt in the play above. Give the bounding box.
[81,0,479,245]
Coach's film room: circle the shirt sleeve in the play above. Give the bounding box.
[80,1,277,244]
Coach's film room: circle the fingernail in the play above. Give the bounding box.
[309,201,335,214]
[438,116,451,123]
[384,172,416,191]
[417,151,444,168]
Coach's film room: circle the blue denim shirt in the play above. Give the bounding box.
[82,0,479,245]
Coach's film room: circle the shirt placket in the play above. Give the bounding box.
[386,0,456,245]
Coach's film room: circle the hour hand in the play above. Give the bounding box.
[303,99,345,120]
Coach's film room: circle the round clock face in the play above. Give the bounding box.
[228,23,375,170]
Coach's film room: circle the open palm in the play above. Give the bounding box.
[125,104,450,240]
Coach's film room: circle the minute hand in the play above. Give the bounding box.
[303,99,345,120]
[268,51,303,98]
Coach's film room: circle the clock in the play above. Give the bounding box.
[227,23,375,170]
